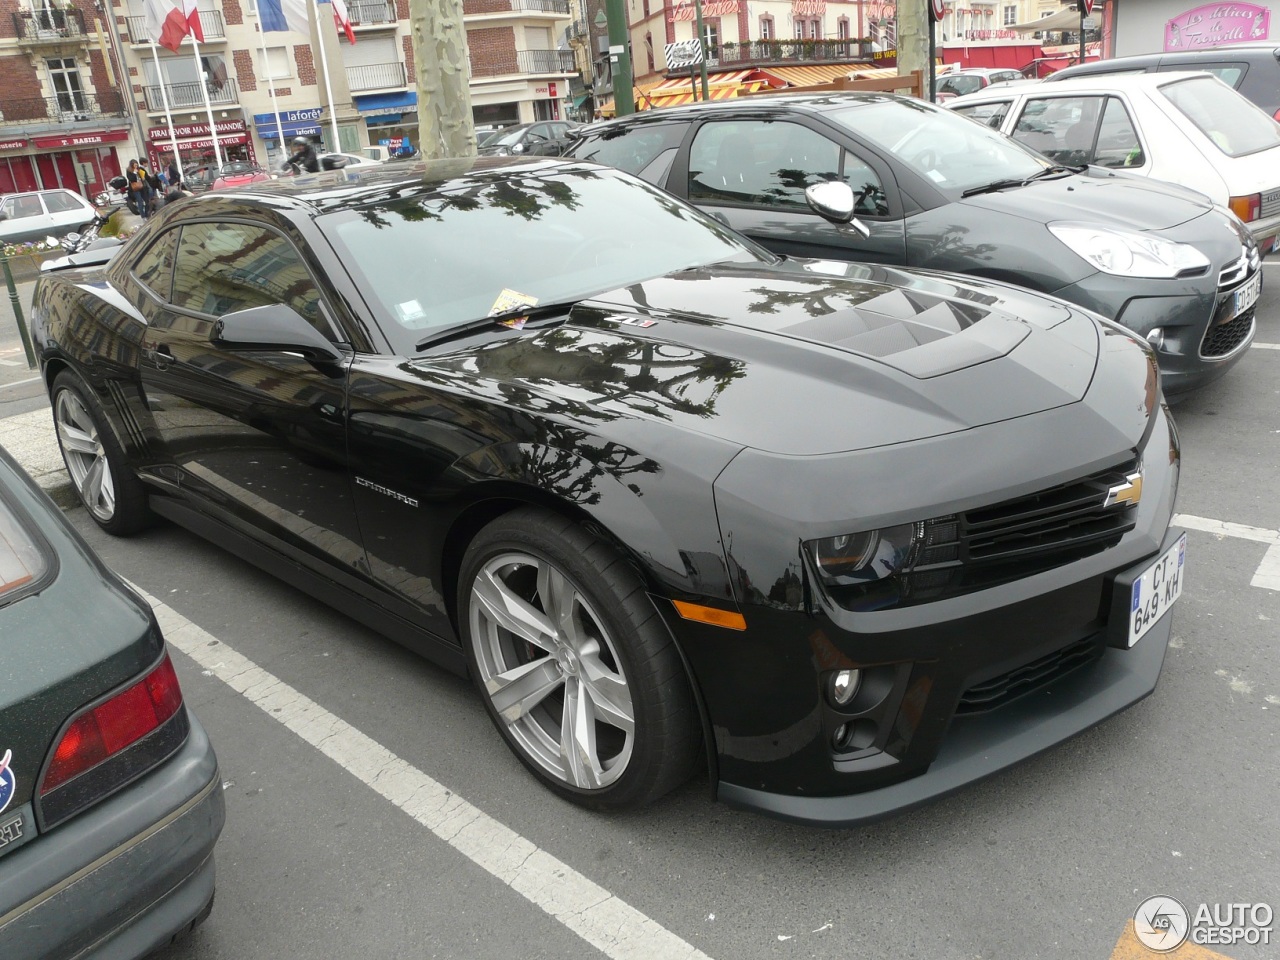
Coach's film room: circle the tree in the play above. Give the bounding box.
[410,0,477,159]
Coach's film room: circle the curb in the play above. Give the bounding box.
[0,407,78,510]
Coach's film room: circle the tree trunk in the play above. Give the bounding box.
[410,0,476,159]
[896,1,928,86]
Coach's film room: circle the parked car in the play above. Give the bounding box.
[0,444,224,957]
[477,121,579,156]
[948,72,1280,253]
[934,67,1024,101]
[318,152,381,169]
[209,161,273,190]
[0,188,96,246]
[1046,43,1280,119]
[32,158,1183,827]
[564,93,1259,394]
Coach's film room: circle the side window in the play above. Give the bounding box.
[5,196,43,219]
[1159,62,1245,89]
[131,228,180,300]
[1094,96,1145,168]
[954,101,1013,130]
[569,124,685,177]
[43,191,86,214]
[169,221,329,337]
[1012,96,1104,166]
[637,147,677,185]
[688,120,885,213]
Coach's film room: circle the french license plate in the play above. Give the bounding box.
[1234,271,1261,317]
[1128,533,1186,647]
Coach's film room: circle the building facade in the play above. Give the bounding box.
[0,0,135,197]
[2,0,577,196]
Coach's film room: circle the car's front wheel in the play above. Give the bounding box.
[459,509,700,810]
[51,370,151,535]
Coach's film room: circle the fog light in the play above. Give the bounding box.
[1146,327,1165,350]
[829,669,861,707]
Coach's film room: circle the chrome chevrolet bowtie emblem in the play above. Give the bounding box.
[1104,469,1144,509]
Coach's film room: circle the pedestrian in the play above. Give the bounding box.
[166,153,183,191]
[125,159,152,218]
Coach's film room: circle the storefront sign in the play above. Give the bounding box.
[252,109,326,140]
[534,82,560,97]
[148,119,247,142]
[353,92,417,117]
[178,134,249,151]
[31,130,130,149]
[0,138,28,151]
[1166,3,1269,51]
[669,0,738,20]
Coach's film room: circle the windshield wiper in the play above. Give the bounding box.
[414,299,582,351]
[960,164,1085,198]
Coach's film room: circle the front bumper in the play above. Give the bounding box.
[718,531,1178,827]
[0,708,224,960]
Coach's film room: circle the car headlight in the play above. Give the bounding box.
[807,523,920,586]
[1048,222,1210,278]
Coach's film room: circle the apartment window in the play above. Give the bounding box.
[794,19,804,38]
[646,32,654,72]
[810,19,822,38]
[642,0,649,17]
[257,45,291,81]
[703,21,718,55]
[759,15,773,40]
[1003,5,1017,25]
[46,58,86,113]
[836,17,849,40]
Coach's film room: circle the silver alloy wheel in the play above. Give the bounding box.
[469,551,635,790]
[54,388,116,522]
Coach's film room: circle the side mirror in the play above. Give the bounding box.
[212,304,345,369]
[805,181,857,224]
[511,142,526,154]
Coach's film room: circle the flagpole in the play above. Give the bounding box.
[189,33,224,167]
[150,40,183,174]
[255,17,288,165]
[312,0,342,152]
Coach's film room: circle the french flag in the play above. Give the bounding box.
[143,0,191,51]
[258,0,308,33]
[319,0,357,44]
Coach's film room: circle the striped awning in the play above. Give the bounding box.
[644,69,773,109]
[757,64,863,87]
[598,77,670,118]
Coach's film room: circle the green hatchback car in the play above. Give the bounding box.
[0,445,224,958]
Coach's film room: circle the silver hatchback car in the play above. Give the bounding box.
[0,189,96,246]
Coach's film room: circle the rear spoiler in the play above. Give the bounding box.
[39,243,123,274]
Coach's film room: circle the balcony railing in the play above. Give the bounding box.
[143,78,238,112]
[714,39,872,65]
[125,9,226,44]
[464,0,569,15]
[346,61,407,91]
[0,91,128,125]
[516,48,576,73]
[12,8,86,42]
[347,0,396,25]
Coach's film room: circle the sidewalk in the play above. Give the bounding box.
[0,407,76,508]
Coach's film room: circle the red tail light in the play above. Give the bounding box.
[1273,108,1280,121]
[1229,193,1262,222]
[42,654,184,793]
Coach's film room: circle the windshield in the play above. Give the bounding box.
[489,127,531,147]
[321,166,767,354]
[1159,75,1280,157]
[827,98,1050,194]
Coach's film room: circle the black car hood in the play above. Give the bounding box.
[960,168,1215,231]
[427,260,1103,457]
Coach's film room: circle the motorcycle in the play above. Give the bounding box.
[40,184,129,273]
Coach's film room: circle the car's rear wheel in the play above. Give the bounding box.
[52,371,151,535]
[459,509,700,809]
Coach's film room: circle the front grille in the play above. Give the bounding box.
[956,634,1104,715]
[1261,186,1280,221]
[1201,311,1255,357]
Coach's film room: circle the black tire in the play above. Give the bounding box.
[51,370,152,535]
[458,508,701,810]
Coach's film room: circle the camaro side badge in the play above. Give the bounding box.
[0,750,15,816]
[355,477,418,508]
[1104,468,1144,509]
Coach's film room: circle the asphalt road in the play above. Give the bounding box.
[1,268,1277,960]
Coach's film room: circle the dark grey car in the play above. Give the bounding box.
[0,444,224,958]
[565,93,1260,395]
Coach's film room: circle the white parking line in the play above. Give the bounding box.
[1174,513,1280,592]
[0,376,40,391]
[1253,343,1280,350]
[134,584,713,960]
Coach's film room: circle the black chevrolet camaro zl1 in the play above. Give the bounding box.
[30,157,1185,826]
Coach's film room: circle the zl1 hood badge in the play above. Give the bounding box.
[606,315,658,328]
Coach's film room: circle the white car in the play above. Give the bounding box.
[319,152,381,169]
[0,189,96,246]
[947,71,1280,251]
